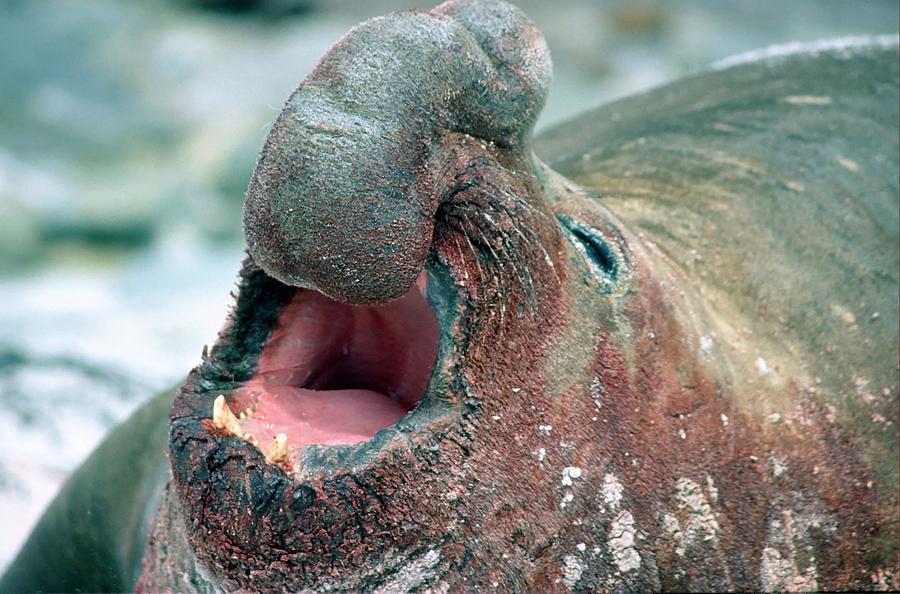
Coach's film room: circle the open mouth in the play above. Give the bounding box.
[209,270,440,474]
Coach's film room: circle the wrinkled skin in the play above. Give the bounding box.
[2,2,897,592]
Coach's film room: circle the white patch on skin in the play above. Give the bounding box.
[720,413,729,428]
[561,555,586,589]
[678,428,687,440]
[760,544,818,593]
[590,376,603,411]
[662,513,686,556]
[561,466,582,486]
[576,543,586,552]
[760,547,810,593]
[560,492,574,509]
[782,95,832,105]
[538,424,553,435]
[706,475,719,504]
[769,454,788,478]
[712,35,899,70]
[755,357,770,375]
[676,478,719,542]
[602,473,624,512]
[376,549,441,593]
[759,507,835,593]
[534,447,546,462]
[700,335,713,353]
[767,412,782,424]
[664,478,720,556]
[608,511,641,573]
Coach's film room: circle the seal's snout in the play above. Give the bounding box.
[243,0,551,304]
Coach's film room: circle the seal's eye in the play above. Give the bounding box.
[557,214,618,280]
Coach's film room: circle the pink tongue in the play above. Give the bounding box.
[240,380,407,452]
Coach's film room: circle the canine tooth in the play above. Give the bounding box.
[212,395,243,436]
[266,433,289,464]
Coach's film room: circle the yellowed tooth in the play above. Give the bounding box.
[266,432,289,465]
[212,395,243,436]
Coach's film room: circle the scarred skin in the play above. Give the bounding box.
[2,1,897,592]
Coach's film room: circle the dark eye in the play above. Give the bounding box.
[556,214,618,279]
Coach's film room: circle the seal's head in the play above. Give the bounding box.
[145,2,893,591]
[158,1,592,590]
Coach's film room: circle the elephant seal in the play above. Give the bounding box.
[2,1,897,591]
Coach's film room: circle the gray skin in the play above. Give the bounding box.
[243,0,551,304]
[2,4,897,592]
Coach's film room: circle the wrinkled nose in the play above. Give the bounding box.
[242,0,552,304]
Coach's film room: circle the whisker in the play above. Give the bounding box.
[438,175,565,338]
[463,213,508,333]
[478,193,562,290]
[509,219,562,287]
[480,183,563,283]
[451,233,469,283]
[477,212,538,312]
[482,179,554,225]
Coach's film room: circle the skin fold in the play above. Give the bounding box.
[2,1,897,592]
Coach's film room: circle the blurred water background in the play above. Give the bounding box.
[1,0,897,571]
